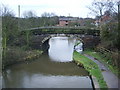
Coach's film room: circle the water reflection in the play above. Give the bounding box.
[2,36,92,88]
[2,53,91,88]
[75,41,83,54]
[48,37,76,62]
[3,72,92,88]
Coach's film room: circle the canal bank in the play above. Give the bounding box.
[84,54,120,89]
[2,47,43,70]
[73,51,108,88]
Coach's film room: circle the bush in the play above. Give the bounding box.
[2,46,43,69]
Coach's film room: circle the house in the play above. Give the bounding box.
[58,16,96,27]
[101,15,112,24]
[59,17,79,26]
[94,12,112,26]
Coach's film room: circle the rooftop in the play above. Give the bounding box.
[59,17,79,21]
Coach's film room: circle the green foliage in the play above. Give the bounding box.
[2,46,43,69]
[75,41,81,46]
[25,30,32,47]
[101,22,118,50]
[1,6,45,69]
[68,22,80,27]
[83,19,96,28]
[2,9,19,57]
[19,16,59,30]
[73,51,108,88]
[84,49,120,78]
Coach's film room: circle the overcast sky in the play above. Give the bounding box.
[1,0,96,18]
[1,0,118,18]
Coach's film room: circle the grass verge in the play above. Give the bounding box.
[73,51,108,88]
[84,49,120,78]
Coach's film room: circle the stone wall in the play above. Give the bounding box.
[30,34,100,51]
[81,35,100,48]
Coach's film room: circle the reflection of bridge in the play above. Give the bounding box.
[23,26,100,36]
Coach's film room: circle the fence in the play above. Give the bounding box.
[95,46,119,66]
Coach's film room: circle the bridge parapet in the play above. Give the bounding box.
[22,26,100,36]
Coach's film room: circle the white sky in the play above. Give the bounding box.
[1,0,117,18]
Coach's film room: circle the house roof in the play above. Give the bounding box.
[59,17,79,21]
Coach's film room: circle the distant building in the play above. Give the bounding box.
[94,12,112,27]
[59,17,79,26]
[101,15,112,24]
[58,17,95,27]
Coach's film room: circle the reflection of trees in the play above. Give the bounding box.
[3,70,26,88]
[68,37,75,46]
[49,37,57,45]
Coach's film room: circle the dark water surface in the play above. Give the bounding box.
[2,37,93,88]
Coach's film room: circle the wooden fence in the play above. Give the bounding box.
[95,46,119,66]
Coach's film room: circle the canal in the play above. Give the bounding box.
[2,36,93,88]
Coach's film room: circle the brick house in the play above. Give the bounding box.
[94,12,112,26]
[59,17,79,26]
[58,17,95,27]
[101,15,112,24]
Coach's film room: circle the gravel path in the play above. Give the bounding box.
[84,54,120,89]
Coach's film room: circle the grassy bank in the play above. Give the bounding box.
[73,51,108,88]
[84,49,120,78]
[2,46,43,69]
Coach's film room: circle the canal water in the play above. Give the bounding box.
[2,37,93,88]
[49,37,76,62]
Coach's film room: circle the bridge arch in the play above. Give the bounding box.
[42,34,79,44]
[41,34,86,52]
[30,33,100,51]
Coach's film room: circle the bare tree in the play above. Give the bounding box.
[88,0,118,17]
[41,12,56,17]
[1,4,15,17]
[1,5,18,56]
[22,10,37,18]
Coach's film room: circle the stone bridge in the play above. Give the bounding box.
[29,34,100,52]
[23,26,100,35]
[21,27,100,51]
